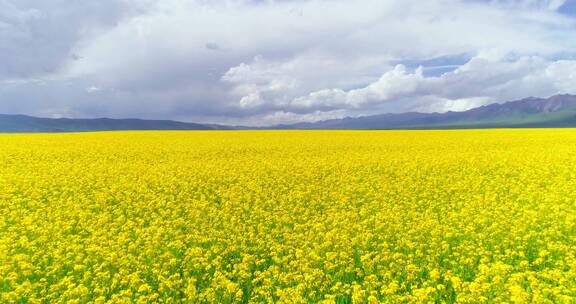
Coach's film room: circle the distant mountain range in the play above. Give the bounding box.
[0,115,231,132]
[277,94,576,130]
[2,94,576,132]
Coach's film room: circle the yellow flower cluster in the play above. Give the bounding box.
[1,130,576,303]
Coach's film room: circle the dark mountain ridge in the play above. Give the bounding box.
[275,94,576,129]
[2,94,576,132]
[0,114,230,132]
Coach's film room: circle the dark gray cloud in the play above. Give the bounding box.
[0,0,132,80]
[0,0,575,125]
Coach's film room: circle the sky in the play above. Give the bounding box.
[0,0,575,126]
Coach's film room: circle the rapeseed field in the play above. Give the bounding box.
[1,130,576,303]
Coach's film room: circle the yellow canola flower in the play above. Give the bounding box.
[0,130,576,303]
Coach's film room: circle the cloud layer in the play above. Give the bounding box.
[0,0,575,125]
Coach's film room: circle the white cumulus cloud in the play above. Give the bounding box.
[0,0,575,124]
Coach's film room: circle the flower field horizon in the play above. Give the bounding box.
[1,130,576,303]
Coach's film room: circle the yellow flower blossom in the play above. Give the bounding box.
[1,130,576,303]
